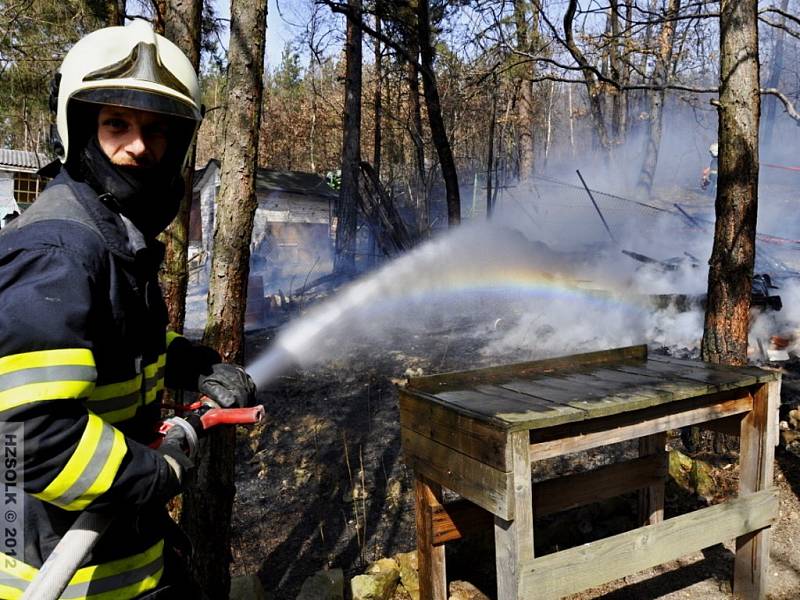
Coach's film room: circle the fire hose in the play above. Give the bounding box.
[20,400,265,600]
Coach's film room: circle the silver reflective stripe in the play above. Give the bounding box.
[87,390,140,414]
[49,422,116,508]
[143,371,164,393]
[0,577,25,592]
[60,555,164,599]
[0,366,97,393]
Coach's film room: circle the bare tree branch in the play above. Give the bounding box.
[761,88,800,123]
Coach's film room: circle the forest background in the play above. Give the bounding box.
[3,1,800,596]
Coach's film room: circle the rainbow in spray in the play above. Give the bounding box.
[246,225,655,387]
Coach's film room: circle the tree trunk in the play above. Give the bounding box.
[373,11,382,175]
[635,0,681,196]
[406,43,428,235]
[564,0,611,162]
[334,0,362,274]
[181,0,267,597]
[152,0,167,34]
[762,0,789,146]
[514,0,536,180]
[160,0,203,332]
[608,0,626,146]
[701,0,760,366]
[104,0,125,25]
[416,0,460,226]
[487,78,497,219]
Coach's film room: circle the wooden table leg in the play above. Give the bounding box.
[637,432,667,526]
[415,472,446,600]
[495,431,534,599]
[734,381,779,599]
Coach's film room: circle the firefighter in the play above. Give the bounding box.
[0,20,255,599]
[701,142,718,193]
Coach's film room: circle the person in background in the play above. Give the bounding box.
[701,142,718,193]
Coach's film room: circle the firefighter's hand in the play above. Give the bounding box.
[158,421,197,489]
[197,363,257,408]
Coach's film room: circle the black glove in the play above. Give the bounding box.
[197,363,256,408]
[157,419,198,490]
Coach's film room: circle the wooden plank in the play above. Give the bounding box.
[437,387,580,429]
[409,344,648,394]
[521,488,779,600]
[414,473,447,600]
[401,427,513,519]
[431,498,493,546]
[498,377,676,428]
[579,367,666,385]
[495,431,534,599]
[529,394,753,461]
[399,390,510,471]
[620,359,760,391]
[502,364,732,429]
[431,454,667,545]
[734,380,780,599]
[472,384,585,428]
[649,354,779,383]
[698,413,744,437]
[637,433,667,526]
[501,377,617,405]
[402,387,515,429]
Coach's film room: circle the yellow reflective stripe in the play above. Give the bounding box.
[0,349,94,376]
[0,380,96,412]
[143,383,163,405]
[71,540,164,584]
[143,354,166,378]
[0,554,38,582]
[94,404,139,425]
[0,540,164,600]
[34,414,104,505]
[0,349,96,412]
[143,354,166,406]
[89,376,142,401]
[0,584,22,599]
[33,414,127,511]
[166,331,183,348]
[87,375,143,423]
[78,567,163,600]
[74,427,126,511]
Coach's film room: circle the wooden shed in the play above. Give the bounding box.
[0,148,50,226]
[191,160,335,267]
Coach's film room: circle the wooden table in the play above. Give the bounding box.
[398,345,780,600]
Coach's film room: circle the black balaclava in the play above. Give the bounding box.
[78,135,184,240]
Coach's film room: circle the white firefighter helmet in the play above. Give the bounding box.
[54,18,202,167]
[709,143,718,158]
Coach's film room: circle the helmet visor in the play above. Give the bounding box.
[72,87,201,123]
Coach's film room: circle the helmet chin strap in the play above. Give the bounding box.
[79,136,183,239]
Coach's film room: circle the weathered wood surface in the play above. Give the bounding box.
[430,454,668,545]
[734,381,780,599]
[494,431,534,599]
[414,473,447,600]
[404,346,777,431]
[401,427,513,519]
[521,488,779,600]
[410,344,648,394]
[399,390,510,470]
[638,432,667,526]
[529,393,753,461]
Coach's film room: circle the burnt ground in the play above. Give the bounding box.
[224,326,800,600]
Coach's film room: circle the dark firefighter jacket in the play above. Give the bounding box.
[0,168,217,599]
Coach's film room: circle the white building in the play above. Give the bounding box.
[0,149,50,226]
